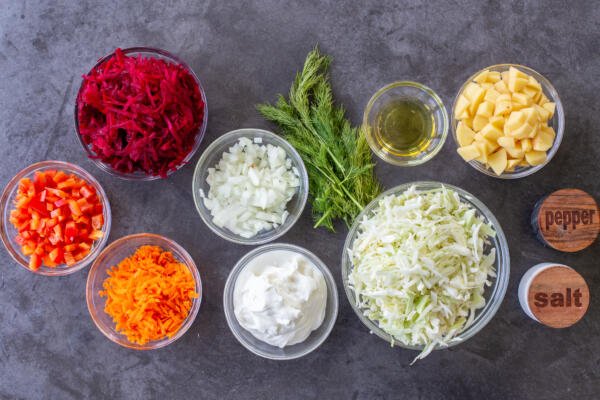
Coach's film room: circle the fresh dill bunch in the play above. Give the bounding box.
[258,47,381,231]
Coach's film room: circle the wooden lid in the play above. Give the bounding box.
[527,265,589,328]
[534,188,599,252]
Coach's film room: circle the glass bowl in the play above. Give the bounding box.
[363,81,448,166]
[74,47,208,180]
[86,233,202,350]
[451,64,564,179]
[223,243,338,360]
[192,129,309,245]
[341,181,510,353]
[0,160,112,276]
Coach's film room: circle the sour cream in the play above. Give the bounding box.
[233,250,327,348]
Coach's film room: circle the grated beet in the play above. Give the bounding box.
[76,48,205,178]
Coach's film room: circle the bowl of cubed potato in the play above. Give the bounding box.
[452,64,564,178]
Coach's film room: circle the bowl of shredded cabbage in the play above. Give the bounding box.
[342,181,509,363]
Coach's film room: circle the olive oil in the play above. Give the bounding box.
[374,99,435,157]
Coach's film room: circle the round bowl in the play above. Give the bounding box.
[86,233,202,350]
[223,243,339,360]
[192,129,309,245]
[451,64,564,179]
[74,47,208,180]
[341,181,510,352]
[0,160,112,276]
[363,81,449,166]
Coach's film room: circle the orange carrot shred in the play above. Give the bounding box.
[99,245,198,345]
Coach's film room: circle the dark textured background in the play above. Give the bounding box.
[1,1,599,399]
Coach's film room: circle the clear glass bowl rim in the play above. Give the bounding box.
[73,46,208,181]
[450,63,565,179]
[192,128,309,245]
[0,160,112,276]
[223,242,339,360]
[362,81,449,167]
[85,232,202,350]
[341,181,510,351]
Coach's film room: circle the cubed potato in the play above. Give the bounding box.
[454,95,470,119]
[481,137,500,154]
[533,104,551,121]
[463,117,474,129]
[481,82,493,90]
[457,144,481,161]
[480,123,503,141]
[538,93,550,105]
[464,83,486,114]
[494,80,509,94]
[541,125,556,139]
[508,67,529,92]
[522,86,539,99]
[474,70,490,84]
[489,115,505,129]
[525,150,547,166]
[484,88,501,103]
[501,71,510,83]
[509,122,536,139]
[473,115,489,132]
[488,148,508,175]
[542,102,556,118]
[474,141,489,163]
[456,122,476,146]
[521,138,533,152]
[476,101,495,118]
[498,136,516,148]
[521,107,540,125]
[505,111,525,131]
[506,158,522,171]
[527,75,542,91]
[533,128,554,151]
[512,92,533,107]
[506,145,525,159]
[486,71,501,83]
[494,101,512,116]
[528,123,539,138]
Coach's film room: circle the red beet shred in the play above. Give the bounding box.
[77,49,205,178]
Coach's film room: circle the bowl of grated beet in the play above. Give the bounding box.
[74,47,208,180]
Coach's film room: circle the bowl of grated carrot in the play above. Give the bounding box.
[86,233,202,349]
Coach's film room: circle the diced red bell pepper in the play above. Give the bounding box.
[80,185,96,199]
[28,254,42,270]
[64,252,76,266]
[91,214,103,230]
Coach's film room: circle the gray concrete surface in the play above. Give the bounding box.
[1,1,599,399]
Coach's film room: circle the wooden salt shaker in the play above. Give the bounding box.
[518,263,589,328]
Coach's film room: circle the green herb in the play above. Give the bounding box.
[258,47,381,231]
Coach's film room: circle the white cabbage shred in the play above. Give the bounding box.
[348,185,496,363]
[200,137,300,238]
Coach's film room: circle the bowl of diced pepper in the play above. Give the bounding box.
[0,160,111,275]
[74,47,208,180]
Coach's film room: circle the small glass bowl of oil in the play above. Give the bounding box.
[363,81,448,166]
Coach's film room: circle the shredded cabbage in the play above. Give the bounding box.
[348,185,496,363]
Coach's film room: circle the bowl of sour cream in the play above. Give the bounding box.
[223,243,339,360]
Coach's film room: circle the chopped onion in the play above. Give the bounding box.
[200,137,300,238]
[348,185,497,363]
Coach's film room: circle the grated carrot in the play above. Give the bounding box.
[99,245,199,345]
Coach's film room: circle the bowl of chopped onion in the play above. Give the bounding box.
[341,181,509,362]
[192,129,309,245]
